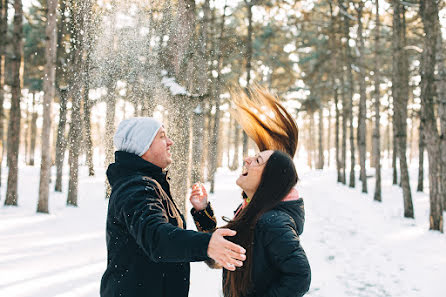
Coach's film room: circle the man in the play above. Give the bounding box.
[100,117,246,297]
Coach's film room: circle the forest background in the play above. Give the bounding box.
[0,0,445,232]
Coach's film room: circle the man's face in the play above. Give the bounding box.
[141,126,174,169]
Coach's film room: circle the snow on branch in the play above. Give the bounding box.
[160,70,204,98]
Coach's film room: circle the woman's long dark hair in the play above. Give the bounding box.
[231,86,298,157]
[223,151,298,297]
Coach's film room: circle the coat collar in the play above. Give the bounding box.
[107,151,169,187]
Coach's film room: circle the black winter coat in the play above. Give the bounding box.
[192,199,311,297]
[100,151,212,297]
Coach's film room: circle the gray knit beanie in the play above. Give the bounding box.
[113,117,163,156]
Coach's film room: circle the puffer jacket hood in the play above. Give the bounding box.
[273,197,305,235]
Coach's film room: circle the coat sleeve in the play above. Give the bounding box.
[190,202,217,232]
[116,182,212,263]
[258,214,311,297]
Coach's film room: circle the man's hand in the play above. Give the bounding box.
[207,228,246,271]
[189,182,208,211]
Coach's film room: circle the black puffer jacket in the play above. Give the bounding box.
[192,198,311,297]
[100,151,212,297]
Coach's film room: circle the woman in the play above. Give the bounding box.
[190,87,311,297]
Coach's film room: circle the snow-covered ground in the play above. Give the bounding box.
[0,164,444,297]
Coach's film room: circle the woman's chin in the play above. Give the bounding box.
[235,177,243,188]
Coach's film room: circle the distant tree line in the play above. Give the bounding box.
[0,0,444,232]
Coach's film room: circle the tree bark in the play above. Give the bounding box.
[420,0,443,232]
[104,82,116,198]
[341,72,347,184]
[392,115,398,185]
[435,20,446,209]
[29,94,38,166]
[54,0,68,192]
[0,0,8,188]
[356,2,367,193]
[242,0,254,158]
[191,102,204,183]
[209,3,227,193]
[392,0,414,218]
[4,0,23,206]
[335,89,342,182]
[341,0,355,188]
[230,123,241,171]
[316,106,324,169]
[417,108,424,192]
[37,0,58,214]
[54,88,68,192]
[24,97,31,164]
[308,113,315,169]
[327,103,332,168]
[67,0,87,207]
[83,51,94,177]
[167,96,192,215]
[206,101,214,180]
[373,0,382,202]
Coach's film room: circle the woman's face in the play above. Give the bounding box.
[236,150,274,197]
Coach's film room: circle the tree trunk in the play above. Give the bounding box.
[191,102,204,183]
[392,0,414,218]
[392,114,398,184]
[373,0,382,202]
[341,1,355,188]
[417,108,424,192]
[83,51,94,177]
[435,21,446,209]
[341,73,347,184]
[202,104,210,181]
[37,0,58,214]
[226,113,232,168]
[167,96,192,215]
[309,114,315,169]
[335,89,341,182]
[316,107,324,169]
[356,2,367,193]
[192,0,211,185]
[0,0,8,188]
[54,88,68,192]
[24,98,30,165]
[206,102,214,180]
[230,123,241,171]
[54,0,68,192]
[242,0,254,158]
[327,103,332,168]
[4,0,23,206]
[29,94,38,166]
[209,4,227,193]
[420,0,443,232]
[67,0,86,207]
[104,83,116,198]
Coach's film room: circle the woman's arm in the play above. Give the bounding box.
[191,202,218,232]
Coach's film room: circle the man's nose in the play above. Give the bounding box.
[167,137,173,146]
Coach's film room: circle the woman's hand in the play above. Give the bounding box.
[189,182,208,211]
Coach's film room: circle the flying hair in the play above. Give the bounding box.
[231,86,298,157]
